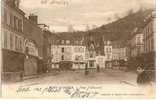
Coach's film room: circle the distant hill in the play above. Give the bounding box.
[56,9,153,44]
[91,9,153,41]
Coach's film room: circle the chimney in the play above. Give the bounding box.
[29,14,38,24]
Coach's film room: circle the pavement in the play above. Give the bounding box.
[2,69,156,98]
[5,69,138,85]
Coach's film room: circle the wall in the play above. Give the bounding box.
[1,0,25,81]
[2,49,24,81]
[152,11,156,80]
[60,45,73,61]
[23,18,43,58]
[72,46,86,61]
[104,45,112,61]
[51,45,61,62]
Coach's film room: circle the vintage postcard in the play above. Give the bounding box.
[1,0,156,99]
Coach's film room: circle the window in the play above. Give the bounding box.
[16,18,19,30]
[74,47,78,52]
[18,19,22,32]
[1,31,4,48]
[80,47,84,52]
[76,41,79,44]
[15,35,18,50]
[7,32,10,49]
[106,47,109,53]
[61,55,64,60]
[148,40,150,52]
[75,47,84,53]
[10,13,14,28]
[90,53,93,58]
[109,47,112,53]
[19,38,23,52]
[107,54,110,59]
[7,12,10,25]
[14,16,17,30]
[89,61,94,67]
[150,39,153,52]
[2,9,4,23]
[151,39,154,51]
[10,33,14,50]
[4,10,7,24]
[62,47,64,53]
[4,31,7,49]
[14,16,18,31]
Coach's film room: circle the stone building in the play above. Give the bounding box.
[50,37,86,70]
[42,29,53,72]
[142,10,156,80]
[1,0,44,81]
[1,0,25,81]
[23,14,44,76]
[111,41,127,70]
[103,40,113,68]
[127,26,145,70]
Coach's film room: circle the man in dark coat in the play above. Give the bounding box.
[136,66,151,85]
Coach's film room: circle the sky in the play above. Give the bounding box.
[20,0,156,32]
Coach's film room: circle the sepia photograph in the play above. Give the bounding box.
[1,0,156,99]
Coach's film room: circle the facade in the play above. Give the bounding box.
[111,40,127,70]
[23,15,44,76]
[51,45,61,69]
[142,11,156,80]
[1,0,25,81]
[130,31,144,57]
[127,10,156,80]
[128,27,144,70]
[1,0,44,81]
[103,40,113,68]
[72,45,86,69]
[86,35,97,69]
[112,48,127,60]
[42,30,53,72]
[112,47,127,70]
[50,37,87,70]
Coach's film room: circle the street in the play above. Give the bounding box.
[5,69,137,85]
[3,69,156,98]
